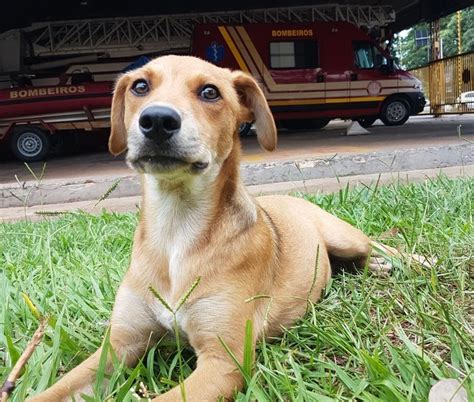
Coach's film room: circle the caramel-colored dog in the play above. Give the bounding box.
[30,55,408,401]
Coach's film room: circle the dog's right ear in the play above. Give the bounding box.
[109,75,130,156]
[232,71,277,151]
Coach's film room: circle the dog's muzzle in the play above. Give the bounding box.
[128,106,210,174]
[139,106,181,145]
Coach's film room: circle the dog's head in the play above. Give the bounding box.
[109,55,276,176]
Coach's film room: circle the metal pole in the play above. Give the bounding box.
[457,11,462,111]
[430,19,442,115]
[430,19,440,61]
[457,10,462,55]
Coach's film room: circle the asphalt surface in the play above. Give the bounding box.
[1,114,473,185]
[1,114,473,218]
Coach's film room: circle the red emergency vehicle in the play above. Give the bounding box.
[0,57,154,162]
[0,73,114,162]
[0,21,426,162]
[192,22,426,130]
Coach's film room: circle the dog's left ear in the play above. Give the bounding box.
[233,71,277,151]
[108,74,130,156]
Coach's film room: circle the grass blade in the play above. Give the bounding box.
[242,320,254,380]
[149,286,173,313]
[175,277,201,313]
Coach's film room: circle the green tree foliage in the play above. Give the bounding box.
[459,7,474,54]
[394,23,429,69]
[393,6,474,69]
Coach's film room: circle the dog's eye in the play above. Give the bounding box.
[199,85,220,101]
[131,79,150,96]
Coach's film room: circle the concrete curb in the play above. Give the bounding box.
[241,143,474,185]
[1,142,473,209]
[2,165,472,222]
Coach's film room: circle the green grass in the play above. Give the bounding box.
[1,175,473,401]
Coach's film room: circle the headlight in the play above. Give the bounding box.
[414,80,423,92]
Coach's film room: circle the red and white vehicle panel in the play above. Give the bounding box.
[192,22,425,126]
[0,21,426,162]
[0,82,112,121]
[0,82,112,161]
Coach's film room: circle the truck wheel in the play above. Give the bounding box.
[356,116,377,128]
[380,98,411,126]
[10,126,51,162]
[238,122,253,136]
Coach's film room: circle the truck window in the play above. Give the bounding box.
[353,42,387,69]
[270,41,318,69]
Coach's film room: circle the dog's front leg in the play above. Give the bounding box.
[27,347,105,402]
[28,285,162,401]
[153,353,244,402]
[154,299,256,402]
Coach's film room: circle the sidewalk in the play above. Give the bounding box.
[2,142,474,209]
[2,165,472,222]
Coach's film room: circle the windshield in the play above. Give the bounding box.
[353,42,389,69]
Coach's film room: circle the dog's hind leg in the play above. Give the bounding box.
[310,206,395,276]
[313,206,435,276]
[370,241,437,271]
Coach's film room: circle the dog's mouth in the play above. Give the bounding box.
[128,154,209,173]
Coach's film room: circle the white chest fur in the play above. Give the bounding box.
[149,297,191,343]
[142,174,213,332]
[150,300,175,331]
[143,174,216,295]
[145,175,211,247]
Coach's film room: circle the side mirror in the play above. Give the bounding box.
[388,58,395,71]
[380,59,395,74]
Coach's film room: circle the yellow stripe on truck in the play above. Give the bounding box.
[326,96,385,103]
[268,96,385,106]
[218,26,250,73]
[268,99,325,106]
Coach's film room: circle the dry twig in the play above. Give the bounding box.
[1,317,48,402]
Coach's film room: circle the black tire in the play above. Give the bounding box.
[238,122,253,136]
[9,126,51,162]
[282,118,331,130]
[356,116,378,128]
[380,97,411,126]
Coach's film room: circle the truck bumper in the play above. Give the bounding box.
[407,92,426,114]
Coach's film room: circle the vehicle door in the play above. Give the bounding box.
[321,37,351,107]
[350,41,393,99]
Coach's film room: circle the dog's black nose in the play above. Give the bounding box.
[138,106,181,144]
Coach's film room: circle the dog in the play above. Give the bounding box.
[29,55,418,401]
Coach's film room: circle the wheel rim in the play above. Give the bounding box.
[386,101,407,123]
[238,122,252,135]
[16,132,43,158]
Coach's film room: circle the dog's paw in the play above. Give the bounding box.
[410,253,438,268]
[368,256,393,277]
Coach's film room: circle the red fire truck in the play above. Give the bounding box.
[0,78,113,162]
[0,57,156,161]
[0,21,425,162]
[193,22,425,130]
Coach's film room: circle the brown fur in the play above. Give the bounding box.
[28,56,419,402]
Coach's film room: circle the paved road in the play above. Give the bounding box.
[1,115,473,184]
